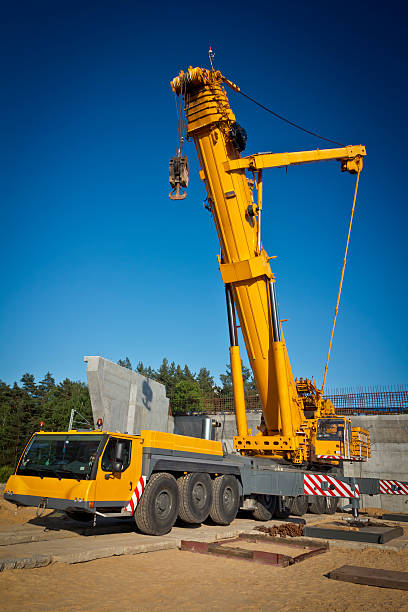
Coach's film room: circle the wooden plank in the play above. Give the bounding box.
[180,541,209,554]
[328,565,408,590]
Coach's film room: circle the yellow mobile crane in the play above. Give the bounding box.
[170,65,370,466]
[8,64,406,535]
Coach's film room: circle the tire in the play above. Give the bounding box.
[252,495,277,521]
[291,495,309,517]
[65,510,93,522]
[134,472,179,536]
[209,475,240,526]
[177,472,212,524]
[275,496,294,519]
[324,496,338,515]
[308,496,326,514]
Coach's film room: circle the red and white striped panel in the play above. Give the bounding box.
[124,475,147,513]
[316,455,364,462]
[379,479,408,495]
[317,455,345,460]
[304,474,360,498]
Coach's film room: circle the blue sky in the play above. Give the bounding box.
[1,1,407,389]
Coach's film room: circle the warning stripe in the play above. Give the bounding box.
[316,455,342,459]
[316,455,365,462]
[124,475,147,513]
[304,474,359,498]
[379,479,408,495]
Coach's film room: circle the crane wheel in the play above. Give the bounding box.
[252,495,277,521]
[177,472,212,524]
[324,496,338,514]
[209,475,240,525]
[134,472,179,536]
[291,495,309,516]
[308,496,326,514]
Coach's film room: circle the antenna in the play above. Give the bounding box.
[208,46,215,70]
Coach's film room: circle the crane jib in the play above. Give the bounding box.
[170,66,368,466]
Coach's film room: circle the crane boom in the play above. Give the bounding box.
[170,66,368,465]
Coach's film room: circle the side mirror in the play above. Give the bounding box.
[111,460,123,473]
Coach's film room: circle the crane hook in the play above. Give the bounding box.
[169,155,189,200]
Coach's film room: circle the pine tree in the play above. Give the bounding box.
[118,357,132,370]
[20,373,41,434]
[172,380,201,414]
[20,373,36,396]
[38,372,56,398]
[220,362,255,396]
[156,358,176,398]
[197,367,215,395]
[43,379,92,431]
[183,365,196,381]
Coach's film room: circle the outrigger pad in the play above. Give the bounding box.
[328,565,408,591]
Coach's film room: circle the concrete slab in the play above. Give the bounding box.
[0,513,324,571]
[0,531,178,571]
[0,525,79,546]
[85,356,172,434]
[1,511,407,571]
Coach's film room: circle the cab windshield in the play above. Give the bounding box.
[316,419,345,442]
[16,434,104,480]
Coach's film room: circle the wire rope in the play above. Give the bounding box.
[321,165,362,395]
[235,88,345,147]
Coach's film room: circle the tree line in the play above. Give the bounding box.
[118,356,255,413]
[0,358,255,479]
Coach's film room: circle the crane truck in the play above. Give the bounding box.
[4,65,407,535]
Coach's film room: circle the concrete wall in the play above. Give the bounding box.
[174,413,262,453]
[85,356,173,435]
[175,412,408,512]
[343,415,408,512]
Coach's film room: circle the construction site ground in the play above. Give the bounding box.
[1,488,408,611]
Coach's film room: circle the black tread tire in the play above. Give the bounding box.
[291,495,309,517]
[275,496,294,519]
[134,472,179,536]
[177,472,212,524]
[65,510,93,522]
[252,495,277,521]
[209,475,240,526]
[324,496,338,515]
[308,496,326,514]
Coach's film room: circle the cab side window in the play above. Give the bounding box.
[101,438,131,472]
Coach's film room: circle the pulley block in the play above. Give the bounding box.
[169,155,189,200]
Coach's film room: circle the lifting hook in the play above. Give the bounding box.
[169,155,189,200]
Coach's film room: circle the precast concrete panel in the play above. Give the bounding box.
[84,356,173,435]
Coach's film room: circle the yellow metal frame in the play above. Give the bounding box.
[6,429,224,508]
[171,66,369,464]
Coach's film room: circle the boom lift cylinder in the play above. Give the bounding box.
[268,281,281,342]
[225,284,248,437]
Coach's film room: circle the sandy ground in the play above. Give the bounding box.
[0,544,408,611]
[1,488,408,611]
[0,485,54,527]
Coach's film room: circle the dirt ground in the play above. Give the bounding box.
[0,544,408,611]
[1,489,408,611]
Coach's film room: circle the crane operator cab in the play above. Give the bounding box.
[313,417,370,462]
[315,418,350,459]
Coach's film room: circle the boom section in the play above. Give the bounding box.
[171,67,366,464]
